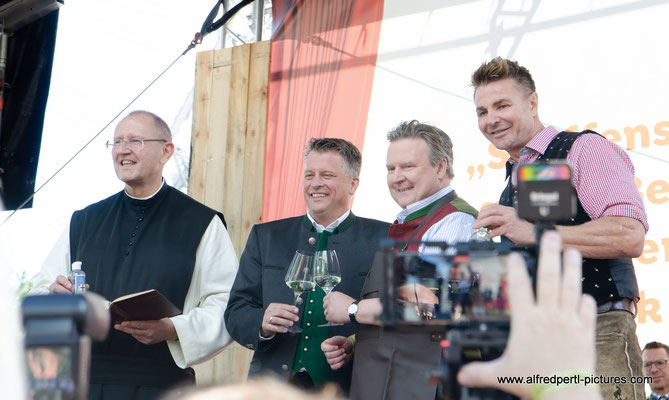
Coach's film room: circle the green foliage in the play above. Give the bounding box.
[16,271,34,301]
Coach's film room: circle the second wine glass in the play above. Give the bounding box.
[314,249,343,327]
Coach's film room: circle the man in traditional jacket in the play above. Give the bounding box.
[321,121,478,399]
[31,110,238,399]
[224,138,389,393]
[470,57,648,400]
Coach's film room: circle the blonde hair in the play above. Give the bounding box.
[471,57,536,97]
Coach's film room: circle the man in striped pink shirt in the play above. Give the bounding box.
[470,57,648,400]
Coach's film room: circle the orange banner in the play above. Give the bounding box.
[263,0,384,222]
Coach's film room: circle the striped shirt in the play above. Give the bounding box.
[397,186,476,253]
[511,126,649,231]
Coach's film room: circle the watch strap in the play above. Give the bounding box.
[348,300,359,323]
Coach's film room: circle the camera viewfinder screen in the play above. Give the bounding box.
[391,252,510,325]
[26,345,76,400]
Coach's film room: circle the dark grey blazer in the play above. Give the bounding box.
[224,213,389,391]
[351,253,442,400]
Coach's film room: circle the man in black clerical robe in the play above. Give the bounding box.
[225,138,389,393]
[30,110,238,400]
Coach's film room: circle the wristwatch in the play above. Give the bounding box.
[347,300,359,323]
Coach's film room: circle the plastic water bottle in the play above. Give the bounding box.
[68,261,87,294]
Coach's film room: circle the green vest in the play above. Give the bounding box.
[291,213,355,386]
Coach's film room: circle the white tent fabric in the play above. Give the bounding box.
[0,1,664,389]
[352,0,668,350]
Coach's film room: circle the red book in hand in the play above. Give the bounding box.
[108,289,181,324]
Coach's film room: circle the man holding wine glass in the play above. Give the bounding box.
[321,120,478,399]
[224,138,389,392]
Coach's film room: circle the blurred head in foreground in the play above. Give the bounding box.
[161,378,344,400]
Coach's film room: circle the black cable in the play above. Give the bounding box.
[184,0,256,54]
[207,0,255,34]
[202,0,227,35]
[1,50,185,225]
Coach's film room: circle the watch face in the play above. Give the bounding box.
[348,303,358,314]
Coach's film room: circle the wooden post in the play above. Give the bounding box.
[188,40,270,385]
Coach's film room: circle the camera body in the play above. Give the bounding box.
[379,241,534,329]
[515,162,576,223]
[378,161,575,399]
[378,240,535,400]
[22,293,109,400]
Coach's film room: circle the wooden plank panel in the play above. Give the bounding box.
[190,49,216,385]
[222,44,251,253]
[189,42,270,386]
[242,41,270,238]
[189,51,214,202]
[204,48,233,212]
[222,40,271,382]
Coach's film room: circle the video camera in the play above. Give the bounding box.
[22,293,110,400]
[378,161,576,400]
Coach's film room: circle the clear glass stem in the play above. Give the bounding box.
[286,291,304,333]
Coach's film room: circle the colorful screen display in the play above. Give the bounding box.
[517,164,571,181]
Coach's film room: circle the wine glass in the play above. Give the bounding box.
[284,250,315,333]
[314,249,343,327]
[469,227,491,242]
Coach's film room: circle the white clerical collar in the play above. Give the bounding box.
[307,210,351,233]
[396,185,453,224]
[125,179,165,200]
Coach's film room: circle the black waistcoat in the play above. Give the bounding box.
[69,184,223,387]
[499,130,639,304]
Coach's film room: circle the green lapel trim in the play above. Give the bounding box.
[404,198,441,223]
[336,211,356,233]
[404,194,478,223]
[451,198,479,217]
[302,214,313,230]
[302,212,357,233]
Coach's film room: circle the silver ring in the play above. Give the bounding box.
[269,316,273,324]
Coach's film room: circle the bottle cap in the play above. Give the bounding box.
[72,261,82,270]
